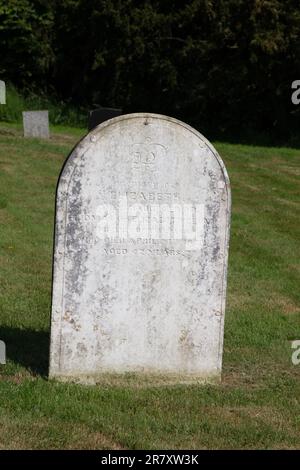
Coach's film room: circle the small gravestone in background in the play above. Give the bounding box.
[88,107,122,131]
[0,80,6,104]
[0,340,6,365]
[22,110,50,139]
[49,113,231,384]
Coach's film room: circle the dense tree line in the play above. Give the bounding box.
[0,0,300,142]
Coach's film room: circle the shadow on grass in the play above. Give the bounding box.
[0,326,49,377]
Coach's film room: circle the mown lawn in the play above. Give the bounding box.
[0,122,299,449]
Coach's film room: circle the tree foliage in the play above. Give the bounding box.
[1,0,300,141]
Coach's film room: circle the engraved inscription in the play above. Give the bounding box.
[128,137,167,169]
[108,190,180,203]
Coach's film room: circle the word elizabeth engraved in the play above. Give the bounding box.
[49,113,231,384]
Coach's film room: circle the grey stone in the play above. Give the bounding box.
[0,340,5,364]
[49,113,231,384]
[22,110,50,139]
[0,80,5,104]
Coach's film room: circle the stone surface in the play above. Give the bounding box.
[0,80,5,104]
[0,340,5,364]
[88,107,122,131]
[22,110,50,139]
[49,113,231,384]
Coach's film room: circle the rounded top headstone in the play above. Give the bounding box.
[50,113,231,384]
[59,113,230,193]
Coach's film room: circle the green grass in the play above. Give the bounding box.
[0,122,299,449]
[0,85,87,127]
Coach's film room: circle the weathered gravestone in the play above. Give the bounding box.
[0,80,6,105]
[49,113,231,384]
[22,110,50,139]
[88,107,122,131]
[0,340,5,365]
